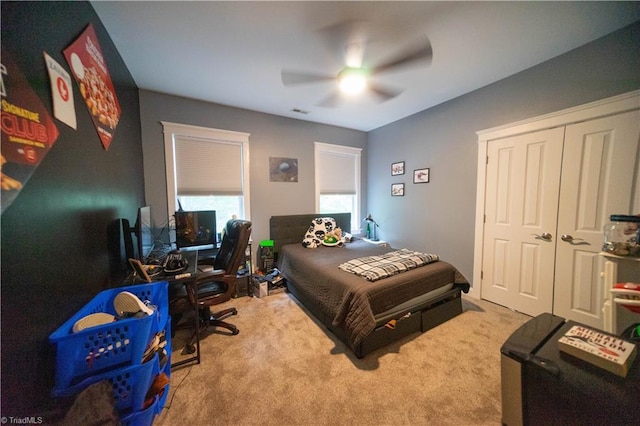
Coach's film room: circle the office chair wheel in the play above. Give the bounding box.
[232,329,239,335]
[184,344,196,354]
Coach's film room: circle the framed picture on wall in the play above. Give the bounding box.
[391,161,405,176]
[413,168,430,183]
[391,183,404,196]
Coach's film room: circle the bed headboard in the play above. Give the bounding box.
[269,213,351,255]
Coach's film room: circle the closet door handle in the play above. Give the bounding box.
[532,232,553,241]
[561,234,584,243]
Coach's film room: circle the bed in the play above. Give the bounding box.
[270,213,470,358]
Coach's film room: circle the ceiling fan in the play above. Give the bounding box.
[281,23,433,107]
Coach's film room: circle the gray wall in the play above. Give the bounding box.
[140,21,640,284]
[367,22,640,285]
[139,91,367,255]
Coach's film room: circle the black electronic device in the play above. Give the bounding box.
[163,251,201,276]
[121,218,135,262]
[120,206,154,263]
[163,253,188,273]
[174,210,217,250]
[259,243,274,271]
[107,218,131,284]
[163,253,189,273]
[135,206,154,261]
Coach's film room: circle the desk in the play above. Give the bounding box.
[128,244,252,367]
[125,251,202,368]
[163,250,200,368]
[168,275,201,368]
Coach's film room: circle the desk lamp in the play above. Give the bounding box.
[364,214,379,241]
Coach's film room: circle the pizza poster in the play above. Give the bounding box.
[64,24,121,150]
[1,51,60,213]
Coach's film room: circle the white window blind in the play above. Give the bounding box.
[162,121,251,220]
[317,150,357,194]
[174,137,243,196]
[314,141,362,233]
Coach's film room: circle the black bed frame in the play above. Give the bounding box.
[269,213,465,358]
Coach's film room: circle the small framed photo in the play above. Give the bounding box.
[128,258,151,283]
[413,168,430,183]
[391,183,405,196]
[391,161,405,176]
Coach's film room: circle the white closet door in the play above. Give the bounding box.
[481,128,564,316]
[553,110,640,328]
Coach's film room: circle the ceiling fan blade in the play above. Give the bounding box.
[316,90,343,108]
[371,37,433,75]
[281,70,335,87]
[317,20,369,67]
[368,82,403,102]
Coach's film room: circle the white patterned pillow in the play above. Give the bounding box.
[302,217,336,249]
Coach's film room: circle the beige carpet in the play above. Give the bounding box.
[156,292,530,426]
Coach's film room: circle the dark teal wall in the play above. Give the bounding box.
[1,1,143,415]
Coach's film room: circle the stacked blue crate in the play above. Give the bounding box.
[49,282,171,425]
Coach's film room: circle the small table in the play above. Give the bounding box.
[363,238,388,247]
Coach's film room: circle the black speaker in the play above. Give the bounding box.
[121,218,134,260]
[259,243,274,271]
[107,218,133,284]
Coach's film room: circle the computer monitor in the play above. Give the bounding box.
[175,210,217,250]
[135,206,154,261]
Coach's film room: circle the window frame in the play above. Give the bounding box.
[314,141,362,233]
[162,121,251,222]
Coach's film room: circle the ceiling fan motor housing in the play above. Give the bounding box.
[338,67,369,94]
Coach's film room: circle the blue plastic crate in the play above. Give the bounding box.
[49,282,169,391]
[120,395,157,426]
[120,383,170,426]
[130,358,171,426]
[54,352,162,413]
[121,322,172,426]
[52,333,171,414]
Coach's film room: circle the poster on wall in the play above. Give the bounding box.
[44,52,77,129]
[269,157,298,182]
[64,23,121,150]
[0,51,60,213]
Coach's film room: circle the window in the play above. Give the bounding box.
[162,122,250,235]
[315,142,362,233]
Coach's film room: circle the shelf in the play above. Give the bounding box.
[599,252,640,262]
[363,238,388,247]
[613,297,640,306]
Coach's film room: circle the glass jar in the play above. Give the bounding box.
[602,214,640,257]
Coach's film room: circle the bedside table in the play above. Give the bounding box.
[363,238,388,247]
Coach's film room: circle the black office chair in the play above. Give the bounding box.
[170,219,252,355]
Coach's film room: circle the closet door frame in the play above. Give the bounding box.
[471,90,640,300]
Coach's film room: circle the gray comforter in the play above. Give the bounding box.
[277,239,468,350]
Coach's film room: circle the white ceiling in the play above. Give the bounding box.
[91,1,640,132]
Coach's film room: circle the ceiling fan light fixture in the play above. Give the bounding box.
[338,67,368,95]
